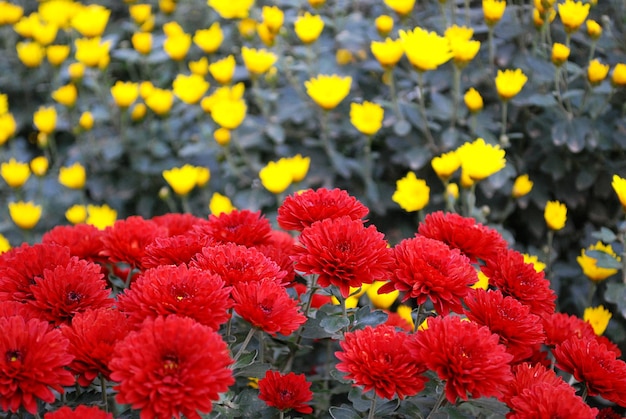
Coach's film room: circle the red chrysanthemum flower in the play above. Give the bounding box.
[258,370,313,414]
[193,209,272,247]
[191,243,288,286]
[596,407,624,419]
[597,335,622,358]
[152,213,209,236]
[142,234,214,268]
[464,289,545,362]
[553,336,626,406]
[336,325,427,400]
[0,243,71,303]
[0,301,37,320]
[502,362,570,405]
[293,216,394,298]
[506,382,598,419]
[418,211,508,266]
[384,311,413,331]
[408,315,514,403]
[232,279,306,336]
[0,316,74,414]
[42,224,106,263]
[28,257,114,326]
[379,235,477,315]
[255,230,297,284]
[481,249,556,318]
[60,307,131,386]
[99,216,168,270]
[542,312,596,346]
[109,315,234,419]
[277,188,369,231]
[44,405,113,419]
[117,265,232,330]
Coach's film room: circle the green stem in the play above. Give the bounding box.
[580,385,588,402]
[464,0,470,25]
[500,100,509,147]
[281,276,318,373]
[387,68,403,121]
[546,230,554,280]
[413,304,422,333]
[427,389,448,419]
[367,396,377,419]
[588,41,597,62]
[439,2,448,28]
[451,65,461,129]
[233,327,256,363]
[363,135,373,185]
[488,26,495,73]
[416,71,438,153]
[258,329,265,364]
[181,194,192,214]
[100,373,108,413]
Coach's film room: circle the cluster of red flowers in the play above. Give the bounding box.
[0,188,624,417]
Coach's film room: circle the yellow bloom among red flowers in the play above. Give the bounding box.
[577,241,620,282]
[9,201,42,230]
[392,172,430,212]
[456,138,506,182]
[544,200,567,231]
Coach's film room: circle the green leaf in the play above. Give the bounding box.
[329,406,361,419]
[591,227,617,243]
[265,124,285,144]
[604,283,626,318]
[233,350,257,370]
[353,307,388,329]
[347,388,372,412]
[320,314,350,333]
[585,250,622,269]
[393,119,411,137]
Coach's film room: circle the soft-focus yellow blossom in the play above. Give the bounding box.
[262,5,284,33]
[139,81,154,99]
[86,204,117,230]
[71,4,110,37]
[194,23,223,54]
[288,154,310,182]
[535,0,557,14]
[163,21,184,37]
[294,12,324,44]
[0,233,10,254]
[32,21,58,46]
[383,0,416,16]
[9,201,42,230]
[584,305,612,335]
[533,7,557,27]
[260,160,292,194]
[16,42,45,68]
[308,0,325,7]
[588,59,609,85]
[370,38,404,69]
[331,295,359,308]
[75,37,111,67]
[1,158,30,188]
[551,43,570,66]
[431,151,461,180]
[257,23,276,47]
[613,174,626,211]
[0,113,16,145]
[367,281,399,309]
[523,254,546,272]
[399,27,452,72]
[471,270,490,290]
[305,74,351,110]
[238,18,257,39]
[512,174,533,198]
[241,47,277,76]
[483,0,506,25]
[111,81,139,108]
[586,19,602,39]
[611,63,626,86]
[164,32,191,61]
[131,103,147,121]
[392,172,430,212]
[350,102,384,136]
[208,0,254,19]
[196,167,210,187]
[544,200,567,231]
[172,74,209,105]
[68,62,85,80]
[59,162,86,189]
[145,88,174,116]
[444,25,474,41]
[336,49,353,66]
[396,305,415,330]
[52,84,77,107]
[464,87,484,112]
[210,55,236,85]
[129,4,151,24]
[189,57,209,76]
[39,0,81,29]
[159,0,176,14]
[213,127,231,146]
[209,192,235,215]
[33,106,57,134]
[131,32,152,55]
[375,15,394,36]
[445,26,480,66]
[65,204,87,224]
[456,138,506,182]
[558,0,590,33]
[211,97,247,129]
[495,69,528,100]
[163,164,200,195]
[79,111,94,130]
[0,1,23,25]
[0,94,6,115]
[30,156,49,177]
[201,83,246,113]
[46,44,70,66]
[578,241,620,282]
[446,183,459,200]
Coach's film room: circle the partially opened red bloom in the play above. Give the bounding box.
[44,405,113,419]
[142,234,214,268]
[507,382,598,419]
[464,289,545,362]
[542,312,596,346]
[0,316,74,414]
[194,209,272,247]
[482,249,556,318]
[109,315,234,419]
[336,325,427,400]
[380,235,477,315]
[29,257,114,326]
[418,211,508,265]
[42,224,106,263]
[293,216,394,298]
[255,230,297,283]
[100,216,168,270]
[258,370,313,414]
[553,336,626,405]
[277,188,369,231]
[232,279,306,336]
[61,308,130,386]
[118,265,232,330]
[409,315,513,403]
[503,362,569,405]
[0,243,71,303]
[191,243,288,286]
[152,213,209,236]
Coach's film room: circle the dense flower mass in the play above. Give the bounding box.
[195,209,272,247]
[44,405,113,419]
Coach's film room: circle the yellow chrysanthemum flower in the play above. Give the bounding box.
[52,84,77,107]
[262,5,284,34]
[464,87,484,113]
[483,0,506,25]
[512,174,533,198]
[30,156,49,177]
[211,97,247,130]
[612,174,626,210]
[86,204,117,230]
[58,162,86,189]
[584,305,612,335]
[392,172,430,212]
[287,154,311,183]
[495,69,528,100]
[172,74,209,105]
[0,233,10,254]
[350,101,384,136]
[544,200,567,231]
[431,150,461,181]
[551,43,570,66]
[194,23,223,54]
[305,74,352,110]
[33,106,57,134]
[189,57,209,76]
[259,159,293,194]
[294,12,324,44]
[208,0,254,19]
[586,19,602,39]
[612,63,626,86]
[74,37,111,67]
[383,0,416,16]
[71,4,110,38]
[210,55,236,85]
[213,127,231,146]
[241,46,277,76]
[523,254,546,272]
[110,81,139,108]
[577,241,620,282]
[164,32,191,61]
[9,201,42,230]
[16,42,46,68]
[370,38,404,69]
[558,0,590,33]
[456,138,506,182]
[375,15,394,37]
[131,32,152,55]
[46,45,70,66]
[367,281,399,310]
[0,113,17,145]
[588,59,610,85]
[0,1,23,25]
[65,204,87,224]
[209,192,236,215]
[1,158,31,188]
[145,88,174,116]
[79,111,94,131]
[129,4,152,24]
[163,165,200,196]
[399,27,452,72]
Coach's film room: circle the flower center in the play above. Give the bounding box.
[67,290,82,302]
[6,349,21,363]
[163,355,179,371]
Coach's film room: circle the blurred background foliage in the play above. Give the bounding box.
[1,0,626,353]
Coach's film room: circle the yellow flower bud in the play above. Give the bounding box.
[463,87,484,113]
[9,201,42,230]
[59,162,86,189]
[30,156,49,177]
[65,204,87,224]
